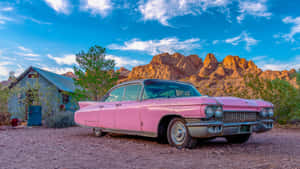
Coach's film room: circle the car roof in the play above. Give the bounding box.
[114,79,193,88]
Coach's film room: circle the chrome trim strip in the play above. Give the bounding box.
[186,121,223,127]
[187,121,261,127]
[223,121,258,127]
[223,110,258,113]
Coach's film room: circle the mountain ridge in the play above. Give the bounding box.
[117,53,297,96]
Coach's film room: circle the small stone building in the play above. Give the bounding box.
[8,66,78,121]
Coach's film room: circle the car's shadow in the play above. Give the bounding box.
[75,130,267,150]
[103,133,260,149]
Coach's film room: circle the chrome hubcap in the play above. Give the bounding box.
[171,121,187,145]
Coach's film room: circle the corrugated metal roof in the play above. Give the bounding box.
[32,67,75,93]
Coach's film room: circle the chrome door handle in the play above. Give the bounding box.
[116,103,122,107]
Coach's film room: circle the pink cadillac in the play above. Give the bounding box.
[75,79,274,149]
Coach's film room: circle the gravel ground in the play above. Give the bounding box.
[0,127,300,169]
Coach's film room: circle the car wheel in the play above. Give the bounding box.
[167,118,197,149]
[225,134,251,144]
[93,128,106,137]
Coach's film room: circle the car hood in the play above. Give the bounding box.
[211,96,273,111]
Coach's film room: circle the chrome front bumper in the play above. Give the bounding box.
[186,119,273,138]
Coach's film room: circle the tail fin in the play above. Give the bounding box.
[78,101,96,109]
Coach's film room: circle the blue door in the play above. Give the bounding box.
[27,106,42,126]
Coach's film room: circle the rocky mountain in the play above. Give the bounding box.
[62,72,76,79]
[117,53,297,96]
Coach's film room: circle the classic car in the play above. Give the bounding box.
[75,79,274,149]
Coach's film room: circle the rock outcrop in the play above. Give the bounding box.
[117,67,130,79]
[119,53,297,96]
[62,72,76,79]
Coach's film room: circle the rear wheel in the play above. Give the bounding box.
[167,118,197,149]
[225,134,251,144]
[93,128,106,137]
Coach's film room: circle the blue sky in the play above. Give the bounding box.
[0,0,300,81]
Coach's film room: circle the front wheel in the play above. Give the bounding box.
[93,128,106,137]
[225,134,251,144]
[167,118,197,149]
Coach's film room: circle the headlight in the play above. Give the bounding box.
[205,106,214,118]
[205,106,223,119]
[260,108,268,117]
[268,108,274,117]
[215,106,223,118]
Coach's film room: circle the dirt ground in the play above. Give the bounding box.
[0,127,299,169]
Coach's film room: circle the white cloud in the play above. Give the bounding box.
[81,0,113,17]
[48,54,77,65]
[44,0,70,14]
[0,65,9,78]
[0,61,13,78]
[42,66,74,74]
[138,0,230,26]
[15,46,40,60]
[212,40,219,45]
[22,16,52,25]
[255,56,300,71]
[225,31,258,51]
[278,16,300,42]
[261,63,300,71]
[138,0,271,26]
[16,52,40,57]
[18,46,32,52]
[15,64,25,77]
[106,54,145,67]
[0,15,13,24]
[109,37,201,55]
[237,0,271,23]
[0,7,13,12]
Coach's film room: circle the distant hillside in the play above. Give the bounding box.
[117,53,297,96]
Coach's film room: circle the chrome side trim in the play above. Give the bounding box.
[101,128,157,138]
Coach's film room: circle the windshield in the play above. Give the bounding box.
[143,80,201,100]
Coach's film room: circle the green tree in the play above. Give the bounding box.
[239,74,300,124]
[73,45,119,101]
[0,84,9,113]
[296,69,300,87]
[0,84,10,125]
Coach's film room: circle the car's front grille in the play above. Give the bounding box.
[223,112,257,123]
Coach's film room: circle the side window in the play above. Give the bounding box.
[105,87,125,102]
[123,84,142,101]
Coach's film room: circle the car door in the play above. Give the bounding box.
[115,84,142,131]
[99,86,125,129]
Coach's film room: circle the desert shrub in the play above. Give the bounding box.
[44,111,75,128]
[0,112,11,125]
[238,73,300,124]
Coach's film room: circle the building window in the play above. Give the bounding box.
[28,73,39,79]
[62,94,69,104]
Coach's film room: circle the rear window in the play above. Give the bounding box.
[143,80,201,100]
